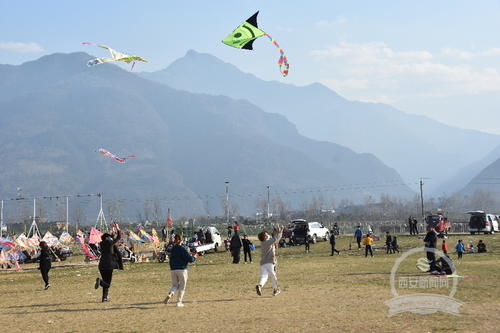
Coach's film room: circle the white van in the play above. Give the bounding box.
[467,211,500,234]
[194,226,222,254]
[291,219,330,243]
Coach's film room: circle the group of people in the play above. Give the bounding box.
[163,225,283,306]
[384,232,400,254]
[408,216,419,235]
[303,231,340,256]
[229,232,254,264]
[453,239,487,258]
[37,219,491,306]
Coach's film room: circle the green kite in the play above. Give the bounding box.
[222,11,289,76]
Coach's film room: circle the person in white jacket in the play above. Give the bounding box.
[255,226,283,297]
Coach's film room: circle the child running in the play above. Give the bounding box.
[164,234,197,307]
[256,226,283,297]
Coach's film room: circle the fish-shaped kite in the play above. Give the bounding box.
[222,11,289,77]
[98,148,136,163]
[82,42,147,70]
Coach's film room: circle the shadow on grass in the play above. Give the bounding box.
[6,297,265,315]
[7,304,154,315]
[4,301,84,309]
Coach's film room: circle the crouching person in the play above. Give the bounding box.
[256,226,283,297]
[164,234,197,307]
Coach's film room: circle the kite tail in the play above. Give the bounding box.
[264,34,289,77]
[131,61,136,71]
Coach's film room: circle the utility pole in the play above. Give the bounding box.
[225,181,230,224]
[0,200,3,238]
[266,185,270,219]
[66,196,69,233]
[419,178,425,220]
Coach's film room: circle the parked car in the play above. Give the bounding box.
[467,211,500,234]
[193,226,223,255]
[291,219,330,244]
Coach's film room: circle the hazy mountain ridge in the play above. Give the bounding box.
[0,52,412,220]
[141,50,500,195]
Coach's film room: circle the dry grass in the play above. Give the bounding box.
[1,234,499,333]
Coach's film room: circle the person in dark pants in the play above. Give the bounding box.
[391,236,399,253]
[241,234,253,263]
[329,231,340,256]
[408,216,414,234]
[385,232,393,254]
[455,239,465,259]
[305,234,312,253]
[354,226,363,249]
[94,223,122,302]
[363,234,374,257]
[229,232,242,264]
[39,241,52,290]
[424,227,438,272]
[413,218,419,234]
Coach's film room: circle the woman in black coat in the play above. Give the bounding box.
[39,241,52,290]
[229,232,242,264]
[94,223,122,302]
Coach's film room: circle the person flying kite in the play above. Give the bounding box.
[82,43,147,71]
[98,148,136,163]
[222,11,289,77]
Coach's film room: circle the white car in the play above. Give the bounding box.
[467,211,500,234]
[291,219,330,243]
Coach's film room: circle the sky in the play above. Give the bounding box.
[2,1,500,133]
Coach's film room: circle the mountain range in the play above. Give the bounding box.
[0,52,412,221]
[141,50,500,195]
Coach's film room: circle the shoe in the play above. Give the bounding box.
[164,292,174,304]
[176,302,184,307]
[102,298,110,302]
[255,285,262,296]
[273,288,281,296]
[44,284,50,290]
[94,278,100,290]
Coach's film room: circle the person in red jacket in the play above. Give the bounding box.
[442,239,449,255]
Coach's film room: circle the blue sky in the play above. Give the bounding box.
[2,1,500,133]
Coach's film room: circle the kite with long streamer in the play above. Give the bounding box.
[222,11,289,77]
[82,42,147,71]
[98,148,136,163]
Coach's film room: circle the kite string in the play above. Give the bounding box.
[264,33,289,77]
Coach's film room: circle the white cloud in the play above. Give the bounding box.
[0,42,43,53]
[441,47,500,59]
[441,48,474,59]
[315,18,348,28]
[309,41,500,102]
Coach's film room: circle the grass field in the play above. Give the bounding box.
[1,234,499,333]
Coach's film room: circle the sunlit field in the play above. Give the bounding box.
[1,234,499,333]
